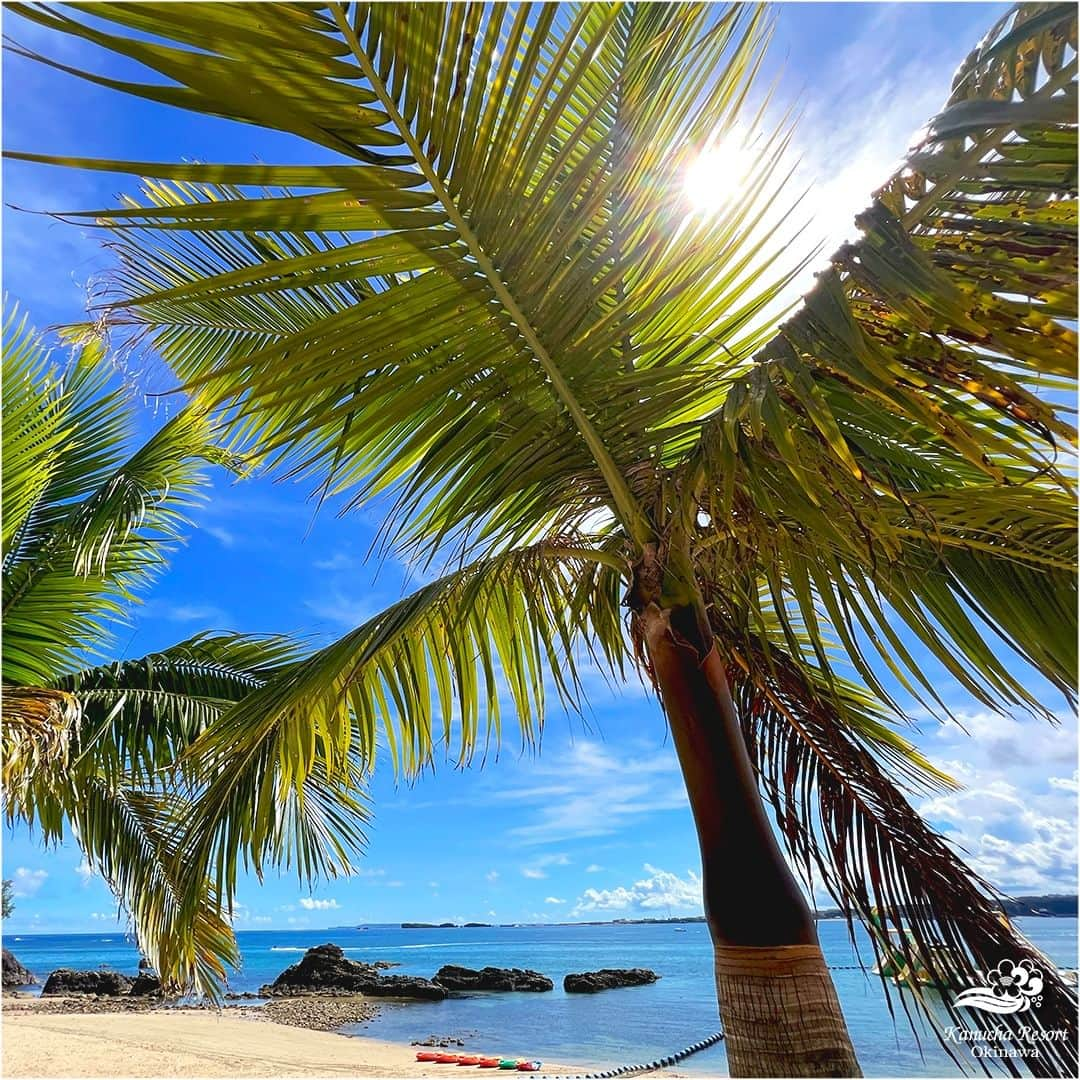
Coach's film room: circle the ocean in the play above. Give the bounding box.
[6,918,1076,1077]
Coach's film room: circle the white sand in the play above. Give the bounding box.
[2,1002,691,1079]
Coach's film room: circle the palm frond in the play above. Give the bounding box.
[55,632,305,788]
[1,302,230,684]
[720,627,1078,1078]
[179,539,625,902]
[6,1,809,554]
[686,2,1077,721]
[71,781,240,999]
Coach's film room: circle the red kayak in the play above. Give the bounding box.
[436,1054,462,1064]
[478,1060,502,1069]
[516,1064,543,1073]
[416,1052,440,1062]
[457,1058,481,1067]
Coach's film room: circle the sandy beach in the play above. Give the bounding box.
[2,999,687,1079]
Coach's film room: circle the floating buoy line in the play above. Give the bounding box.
[538,1030,725,1078]
[419,1031,725,1078]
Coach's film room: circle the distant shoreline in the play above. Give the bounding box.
[326,894,1079,932]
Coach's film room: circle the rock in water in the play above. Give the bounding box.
[433,965,554,992]
[42,969,133,996]
[563,968,660,993]
[367,974,447,1000]
[261,943,446,1000]
[2,948,37,988]
[129,972,164,996]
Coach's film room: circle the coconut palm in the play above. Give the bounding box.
[7,1,1078,1074]
[1,307,370,995]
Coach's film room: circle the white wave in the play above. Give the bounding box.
[400,942,497,950]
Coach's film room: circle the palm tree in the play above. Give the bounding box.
[8,1,1077,1074]
[2,306,371,996]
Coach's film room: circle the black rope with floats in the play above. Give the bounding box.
[536,1030,725,1079]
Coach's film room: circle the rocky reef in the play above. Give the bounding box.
[2,948,37,989]
[41,969,133,996]
[433,965,553,992]
[563,968,660,993]
[260,943,446,1000]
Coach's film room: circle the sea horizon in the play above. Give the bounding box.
[7,917,1077,1077]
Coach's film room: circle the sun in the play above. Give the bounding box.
[683,141,756,215]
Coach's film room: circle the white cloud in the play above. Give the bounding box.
[920,780,1077,894]
[544,897,565,905]
[522,868,547,880]
[89,912,115,921]
[75,859,94,886]
[485,870,499,882]
[571,864,702,917]
[585,864,603,874]
[12,868,47,898]
[299,897,340,911]
[914,711,1078,894]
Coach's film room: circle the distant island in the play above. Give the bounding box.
[326,896,1079,933]
[813,894,1078,921]
[400,922,493,929]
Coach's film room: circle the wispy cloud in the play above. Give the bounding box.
[314,551,362,572]
[203,525,236,548]
[305,591,379,629]
[495,741,686,845]
[140,599,231,625]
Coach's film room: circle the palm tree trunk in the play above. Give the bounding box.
[635,593,861,1078]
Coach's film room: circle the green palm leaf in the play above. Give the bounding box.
[1,307,372,997]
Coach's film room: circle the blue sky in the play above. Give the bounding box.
[3,2,1075,938]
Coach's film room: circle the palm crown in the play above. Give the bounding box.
[7,1,1077,1071]
[1,307,370,995]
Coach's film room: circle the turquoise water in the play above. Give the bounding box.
[6,919,1076,1077]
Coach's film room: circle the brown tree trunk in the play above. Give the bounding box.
[636,594,861,1078]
